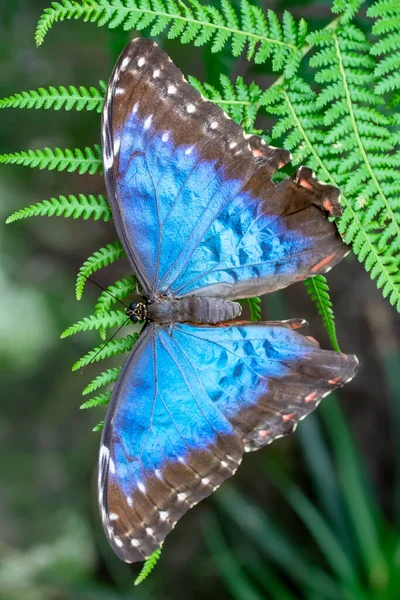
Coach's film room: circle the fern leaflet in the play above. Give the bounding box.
[76,241,126,300]
[134,547,162,585]
[304,276,340,352]
[72,333,138,371]
[35,0,308,78]
[94,276,136,314]
[247,297,262,322]
[0,81,106,112]
[83,366,122,395]
[368,0,400,99]
[0,145,103,175]
[93,420,105,432]
[61,310,128,338]
[80,391,112,409]
[6,194,111,223]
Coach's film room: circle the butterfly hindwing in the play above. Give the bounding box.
[99,321,358,562]
[102,38,347,300]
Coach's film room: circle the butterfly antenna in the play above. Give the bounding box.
[72,267,129,308]
[80,317,131,374]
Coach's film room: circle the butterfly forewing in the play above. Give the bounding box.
[102,38,347,300]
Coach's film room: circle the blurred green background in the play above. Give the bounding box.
[1,1,400,599]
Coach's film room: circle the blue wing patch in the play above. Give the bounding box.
[102,38,347,300]
[99,321,358,562]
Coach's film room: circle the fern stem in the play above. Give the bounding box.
[333,33,400,244]
[282,89,400,308]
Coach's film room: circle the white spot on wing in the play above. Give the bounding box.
[132,102,139,114]
[115,87,125,96]
[155,469,162,479]
[229,142,237,149]
[144,115,152,129]
[109,459,116,475]
[138,481,146,494]
[177,492,187,501]
[115,537,123,548]
[126,496,133,507]
[162,132,169,142]
[168,85,177,94]
[146,527,154,536]
[131,538,139,547]
[187,104,196,113]
[138,57,146,67]
[185,146,193,155]
[121,56,130,69]
[159,511,168,521]
[104,153,113,170]
[153,69,160,78]
[210,121,218,129]
[109,513,119,521]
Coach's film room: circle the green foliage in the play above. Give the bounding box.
[94,276,136,314]
[35,0,307,78]
[247,297,262,322]
[189,74,263,130]
[82,366,122,395]
[369,0,400,100]
[61,310,128,338]
[72,333,138,370]
[134,547,162,585]
[6,194,111,223]
[75,241,126,300]
[0,81,106,112]
[0,145,102,174]
[80,391,112,409]
[92,419,105,432]
[304,276,340,352]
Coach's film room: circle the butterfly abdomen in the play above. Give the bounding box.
[147,296,241,324]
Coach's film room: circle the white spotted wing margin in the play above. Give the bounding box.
[98,321,358,562]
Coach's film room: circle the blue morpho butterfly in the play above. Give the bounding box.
[99,38,358,563]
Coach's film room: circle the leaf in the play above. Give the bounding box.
[0,81,106,112]
[0,145,103,175]
[304,276,340,352]
[6,194,111,223]
[75,241,126,300]
[134,547,162,585]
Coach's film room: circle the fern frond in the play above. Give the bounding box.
[36,0,306,77]
[6,194,111,223]
[368,0,400,97]
[262,26,400,311]
[72,333,138,371]
[61,310,128,338]
[134,547,162,585]
[188,74,262,129]
[94,276,136,314]
[332,0,363,23]
[80,391,112,409]
[82,366,122,395]
[247,297,262,322]
[304,276,340,352]
[0,81,106,112]
[76,241,126,300]
[0,145,102,175]
[93,420,105,432]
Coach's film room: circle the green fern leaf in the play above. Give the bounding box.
[0,145,103,175]
[6,194,111,223]
[247,297,262,322]
[82,366,122,395]
[36,0,306,78]
[80,391,112,409]
[262,25,400,312]
[0,81,106,112]
[92,420,104,432]
[134,547,162,585]
[75,241,126,300]
[72,333,138,371]
[368,0,400,97]
[332,0,364,23]
[61,310,128,338]
[304,276,340,352]
[94,276,136,314]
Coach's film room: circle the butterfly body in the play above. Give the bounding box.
[98,38,359,563]
[128,295,242,324]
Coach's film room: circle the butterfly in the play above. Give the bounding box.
[99,38,358,563]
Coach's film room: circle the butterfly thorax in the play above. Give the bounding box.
[127,296,242,324]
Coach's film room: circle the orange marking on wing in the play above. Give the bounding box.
[282,413,295,422]
[306,336,318,343]
[323,199,333,214]
[258,429,271,438]
[328,376,341,385]
[299,177,313,190]
[305,391,318,403]
[252,148,264,158]
[311,253,336,273]
[278,160,286,168]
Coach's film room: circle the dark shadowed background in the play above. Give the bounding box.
[1,1,400,599]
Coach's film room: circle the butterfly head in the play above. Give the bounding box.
[126,302,148,323]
